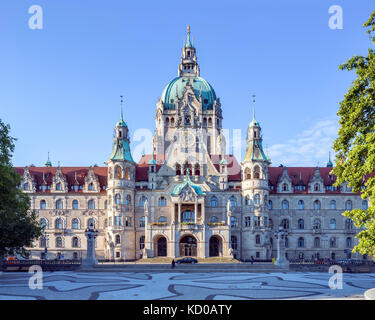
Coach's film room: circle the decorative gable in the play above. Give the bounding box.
[52,166,68,192]
[84,166,100,192]
[21,166,36,193]
[308,167,325,193]
[277,167,292,193]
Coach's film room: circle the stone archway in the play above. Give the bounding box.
[154,236,167,257]
[209,235,222,257]
[179,235,197,257]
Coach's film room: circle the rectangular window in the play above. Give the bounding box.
[125,217,132,227]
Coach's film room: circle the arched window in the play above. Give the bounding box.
[229,196,237,207]
[88,218,95,228]
[56,199,63,209]
[72,237,79,248]
[314,237,320,248]
[125,167,131,180]
[253,166,261,179]
[330,237,337,248]
[230,216,238,228]
[210,196,218,207]
[254,194,260,205]
[55,237,62,248]
[268,200,273,210]
[282,183,288,192]
[329,219,336,229]
[72,218,79,229]
[313,219,321,230]
[175,163,181,176]
[115,234,121,245]
[40,200,46,210]
[210,216,219,223]
[345,200,352,210]
[298,200,304,210]
[115,194,121,205]
[158,216,167,224]
[345,218,353,230]
[298,219,304,229]
[55,218,63,229]
[139,196,147,206]
[313,200,321,210]
[298,237,305,248]
[282,199,289,210]
[362,200,368,210]
[330,200,336,210]
[281,219,289,230]
[88,199,95,209]
[72,200,78,210]
[56,183,61,191]
[255,234,261,244]
[245,195,252,206]
[88,183,94,191]
[346,237,353,248]
[115,165,122,179]
[194,163,200,176]
[125,194,131,205]
[314,183,320,191]
[285,236,289,248]
[139,216,145,227]
[140,236,145,249]
[40,218,47,229]
[231,236,238,250]
[158,196,167,207]
[245,167,251,180]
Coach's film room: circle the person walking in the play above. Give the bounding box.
[171,259,175,269]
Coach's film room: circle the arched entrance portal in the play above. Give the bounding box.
[155,236,167,257]
[209,236,222,257]
[179,235,197,257]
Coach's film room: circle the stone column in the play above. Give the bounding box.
[81,223,98,268]
[274,227,289,269]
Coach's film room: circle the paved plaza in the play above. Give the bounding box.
[0,271,374,300]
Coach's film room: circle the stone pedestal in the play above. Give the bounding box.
[274,227,289,269]
[80,224,98,268]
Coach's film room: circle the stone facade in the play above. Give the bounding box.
[15,27,368,262]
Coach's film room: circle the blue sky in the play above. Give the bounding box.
[0,0,374,167]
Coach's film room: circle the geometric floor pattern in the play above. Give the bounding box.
[0,271,374,300]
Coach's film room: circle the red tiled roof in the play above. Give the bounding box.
[210,154,242,181]
[14,167,108,193]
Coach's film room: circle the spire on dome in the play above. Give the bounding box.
[327,152,333,167]
[178,26,200,77]
[185,25,193,48]
[45,152,52,167]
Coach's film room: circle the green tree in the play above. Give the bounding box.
[0,118,42,258]
[332,11,375,259]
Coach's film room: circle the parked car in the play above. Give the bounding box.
[176,257,198,264]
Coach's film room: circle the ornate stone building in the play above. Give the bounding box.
[15,27,367,262]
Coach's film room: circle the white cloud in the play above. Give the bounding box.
[267,118,338,167]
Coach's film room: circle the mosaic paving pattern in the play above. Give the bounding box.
[0,271,374,300]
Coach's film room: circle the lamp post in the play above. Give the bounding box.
[43,232,48,260]
[274,225,289,269]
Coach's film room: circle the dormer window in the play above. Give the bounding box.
[88,183,94,191]
[23,183,29,191]
[314,183,320,191]
[56,183,61,191]
[282,183,288,191]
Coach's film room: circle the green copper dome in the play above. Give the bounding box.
[161,76,216,110]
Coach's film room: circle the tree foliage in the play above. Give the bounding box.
[0,119,42,258]
[332,11,375,258]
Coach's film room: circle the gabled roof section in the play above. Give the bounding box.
[171,170,205,196]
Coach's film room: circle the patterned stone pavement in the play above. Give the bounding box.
[0,271,374,300]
